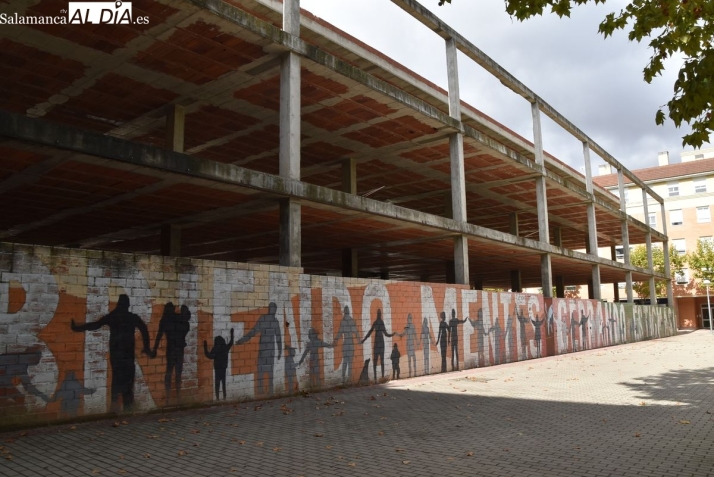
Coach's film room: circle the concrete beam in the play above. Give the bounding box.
[0,111,663,279]
[388,0,663,205]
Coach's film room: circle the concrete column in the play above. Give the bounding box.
[160,224,181,257]
[610,245,620,302]
[166,104,185,153]
[510,270,522,293]
[588,278,595,299]
[642,189,656,304]
[342,248,358,278]
[583,142,601,300]
[279,198,301,267]
[532,101,552,297]
[446,37,469,285]
[617,169,633,302]
[278,0,301,268]
[509,212,519,236]
[661,201,674,305]
[555,276,565,298]
[341,158,358,277]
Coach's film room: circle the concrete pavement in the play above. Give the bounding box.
[2,331,714,477]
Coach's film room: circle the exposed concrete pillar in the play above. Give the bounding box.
[617,169,633,303]
[532,101,552,297]
[279,0,301,268]
[642,188,656,304]
[279,198,301,267]
[166,104,185,153]
[342,248,358,278]
[160,224,181,257]
[446,37,469,285]
[509,212,519,236]
[610,245,620,302]
[555,276,565,298]
[472,278,483,290]
[510,270,522,293]
[661,201,674,306]
[341,158,358,277]
[583,141,601,300]
[552,226,562,248]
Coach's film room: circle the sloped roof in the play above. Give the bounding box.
[594,157,714,188]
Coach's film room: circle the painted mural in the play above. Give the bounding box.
[0,244,676,426]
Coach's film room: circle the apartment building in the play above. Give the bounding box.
[594,147,714,329]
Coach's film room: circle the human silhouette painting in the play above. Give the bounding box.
[505,313,516,362]
[397,314,419,377]
[516,307,529,360]
[298,328,333,388]
[580,312,590,350]
[48,371,95,417]
[284,346,298,392]
[435,312,449,373]
[570,311,580,352]
[361,309,395,382]
[390,343,401,380]
[0,349,51,408]
[488,317,503,365]
[236,302,282,396]
[152,302,191,404]
[204,329,234,400]
[608,317,617,345]
[468,309,487,367]
[531,315,545,358]
[71,294,152,412]
[420,316,433,374]
[333,306,360,384]
[448,309,467,371]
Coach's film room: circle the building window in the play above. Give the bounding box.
[695,154,704,160]
[672,238,686,255]
[700,236,714,245]
[670,209,683,226]
[648,213,657,228]
[694,178,707,193]
[675,269,689,284]
[615,246,624,260]
[618,282,626,289]
[668,182,680,197]
[697,206,711,223]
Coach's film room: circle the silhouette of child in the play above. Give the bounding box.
[298,328,332,388]
[285,346,298,392]
[390,343,401,380]
[204,329,234,400]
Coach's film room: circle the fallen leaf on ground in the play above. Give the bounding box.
[377,431,384,436]
[395,448,405,452]
[348,462,356,467]
[112,422,120,428]
[144,454,151,459]
[634,433,641,438]
[239,440,245,445]
[177,450,188,456]
[117,470,126,475]
[467,452,474,456]
[402,460,410,464]
[91,469,101,475]
[314,433,323,437]
[679,420,691,424]
[255,442,263,447]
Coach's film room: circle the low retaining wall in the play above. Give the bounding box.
[0,243,676,427]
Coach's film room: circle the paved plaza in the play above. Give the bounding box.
[2,331,714,476]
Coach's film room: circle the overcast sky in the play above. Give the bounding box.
[300,0,709,174]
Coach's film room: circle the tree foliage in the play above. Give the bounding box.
[687,238,714,282]
[629,244,685,298]
[438,0,714,148]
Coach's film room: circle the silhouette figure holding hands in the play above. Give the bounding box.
[570,311,581,352]
[531,314,545,358]
[580,312,590,350]
[397,314,419,377]
[435,312,449,373]
[421,316,433,374]
[361,309,395,382]
[204,329,234,400]
[71,294,151,412]
[237,302,282,395]
[298,328,333,388]
[468,308,487,367]
[488,318,503,365]
[516,307,529,360]
[152,302,191,404]
[333,306,360,384]
[448,309,468,371]
[390,343,401,380]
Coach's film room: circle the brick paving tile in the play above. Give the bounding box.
[2,331,714,476]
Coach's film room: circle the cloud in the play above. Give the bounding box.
[300,0,708,171]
